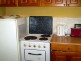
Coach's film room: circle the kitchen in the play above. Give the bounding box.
[0,0,81,61]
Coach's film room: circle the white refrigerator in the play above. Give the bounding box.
[0,18,27,61]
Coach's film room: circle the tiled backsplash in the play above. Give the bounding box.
[53,17,81,35]
[26,17,81,35]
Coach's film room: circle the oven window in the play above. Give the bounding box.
[24,49,46,61]
[29,16,53,34]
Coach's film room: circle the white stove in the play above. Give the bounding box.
[20,34,52,61]
[20,34,52,42]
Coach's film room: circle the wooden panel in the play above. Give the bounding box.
[76,45,81,52]
[51,43,78,52]
[55,56,66,61]
[41,0,53,6]
[41,0,81,6]
[67,0,81,6]
[41,0,66,6]
[51,51,81,61]
[54,0,66,6]
[71,52,81,61]
[0,0,17,7]
[71,57,81,61]
[18,0,40,6]
[51,51,66,61]
[51,52,56,61]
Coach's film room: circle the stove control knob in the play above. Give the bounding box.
[43,46,46,48]
[38,45,41,48]
[24,44,27,47]
[33,45,36,47]
[29,45,31,47]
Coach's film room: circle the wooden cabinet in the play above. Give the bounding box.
[51,43,81,61]
[51,51,81,61]
[53,0,66,6]
[51,43,81,52]
[41,0,54,6]
[67,0,81,6]
[51,51,66,61]
[18,0,40,6]
[41,0,81,6]
[0,0,17,7]
[41,0,66,6]
[54,0,81,6]
[0,0,81,6]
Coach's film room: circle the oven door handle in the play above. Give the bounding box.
[28,53,42,55]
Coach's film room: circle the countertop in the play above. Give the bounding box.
[50,34,81,45]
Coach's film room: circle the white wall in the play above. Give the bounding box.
[53,17,81,34]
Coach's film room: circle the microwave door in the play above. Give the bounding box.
[25,50,46,61]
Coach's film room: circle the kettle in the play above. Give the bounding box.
[56,24,66,36]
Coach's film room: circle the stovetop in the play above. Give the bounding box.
[20,34,52,42]
[24,36,37,40]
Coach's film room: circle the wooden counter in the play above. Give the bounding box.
[50,34,81,45]
[50,35,81,61]
[50,34,81,52]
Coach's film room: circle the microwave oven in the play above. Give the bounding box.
[71,28,81,37]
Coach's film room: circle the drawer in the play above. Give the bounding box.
[51,43,80,52]
[76,45,81,52]
[51,51,81,56]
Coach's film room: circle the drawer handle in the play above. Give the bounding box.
[67,4,69,6]
[28,53,42,55]
[64,4,65,6]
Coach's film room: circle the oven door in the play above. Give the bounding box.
[24,49,46,61]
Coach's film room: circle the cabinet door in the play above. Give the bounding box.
[41,0,66,6]
[18,0,40,6]
[71,57,81,61]
[70,52,81,61]
[54,0,66,6]
[41,0,53,6]
[51,51,66,61]
[67,0,81,6]
[55,56,66,61]
[0,0,17,7]
[51,51,81,61]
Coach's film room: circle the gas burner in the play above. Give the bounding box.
[39,37,48,40]
[24,36,37,40]
[41,34,51,37]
